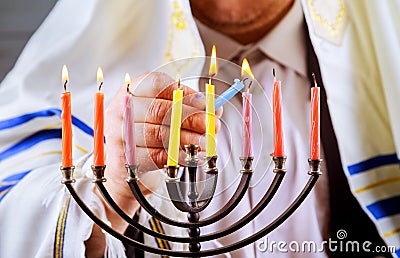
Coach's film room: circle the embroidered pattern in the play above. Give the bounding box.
[149,216,171,258]
[53,193,71,258]
[164,0,201,74]
[308,0,346,35]
[355,176,400,194]
[172,1,187,30]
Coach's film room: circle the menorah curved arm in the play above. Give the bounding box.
[128,171,256,228]
[194,171,252,226]
[97,171,283,244]
[95,182,193,243]
[93,157,284,241]
[95,172,254,244]
[195,171,285,242]
[165,173,218,213]
[65,173,319,257]
[65,183,192,256]
[196,173,320,256]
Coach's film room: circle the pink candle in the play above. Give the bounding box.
[124,74,137,165]
[242,90,252,157]
[310,77,320,160]
[272,76,284,157]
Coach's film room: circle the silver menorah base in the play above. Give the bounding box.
[61,144,322,257]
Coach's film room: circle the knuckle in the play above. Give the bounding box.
[183,113,205,133]
[147,100,169,123]
[152,72,173,94]
[149,148,167,167]
[184,115,196,129]
[182,131,200,146]
[152,125,165,145]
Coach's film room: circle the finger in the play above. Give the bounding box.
[130,72,206,110]
[133,97,209,133]
[136,147,187,171]
[135,123,206,150]
[216,106,223,118]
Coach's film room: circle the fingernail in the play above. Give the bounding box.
[215,118,221,130]
[196,93,204,99]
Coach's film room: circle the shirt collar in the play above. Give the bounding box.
[195,0,307,78]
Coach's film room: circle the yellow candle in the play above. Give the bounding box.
[167,79,183,166]
[206,45,217,157]
[206,83,216,156]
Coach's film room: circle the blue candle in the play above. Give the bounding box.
[214,79,244,110]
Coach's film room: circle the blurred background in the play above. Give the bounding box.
[0,0,56,82]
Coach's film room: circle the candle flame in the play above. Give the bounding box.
[97,67,104,91]
[241,58,254,80]
[209,45,218,76]
[125,73,131,93]
[62,65,69,91]
[125,73,131,85]
[97,67,104,83]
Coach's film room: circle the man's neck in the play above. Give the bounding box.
[190,0,295,45]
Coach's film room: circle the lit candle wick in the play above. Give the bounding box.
[64,80,68,92]
[242,78,252,92]
[62,64,69,92]
[273,68,276,82]
[177,75,182,90]
[312,72,317,87]
[125,72,132,94]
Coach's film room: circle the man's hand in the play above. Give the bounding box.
[98,72,222,230]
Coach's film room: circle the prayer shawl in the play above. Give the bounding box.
[0,0,400,257]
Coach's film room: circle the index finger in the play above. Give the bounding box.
[130,72,206,110]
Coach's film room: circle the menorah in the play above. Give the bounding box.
[60,144,322,257]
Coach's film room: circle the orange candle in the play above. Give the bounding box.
[310,74,320,160]
[93,67,105,166]
[61,65,73,167]
[272,69,284,157]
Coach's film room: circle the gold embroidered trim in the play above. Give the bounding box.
[308,0,346,35]
[354,176,400,194]
[164,0,201,74]
[172,1,187,30]
[384,227,400,238]
[54,193,71,258]
[149,216,171,258]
